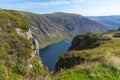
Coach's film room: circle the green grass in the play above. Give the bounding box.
[52,62,120,80]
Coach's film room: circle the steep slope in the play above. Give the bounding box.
[0,9,49,80]
[53,32,120,80]
[20,12,115,48]
[88,16,120,28]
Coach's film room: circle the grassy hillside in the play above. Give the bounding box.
[0,9,49,80]
[52,31,120,80]
[52,62,120,80]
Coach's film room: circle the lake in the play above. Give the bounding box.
[39,40,71,71]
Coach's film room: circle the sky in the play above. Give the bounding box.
[0,0,120,16]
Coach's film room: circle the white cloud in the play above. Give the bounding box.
[67,0,120,16]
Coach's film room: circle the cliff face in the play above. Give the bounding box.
[0,9,49,80]
[20,12,115,48]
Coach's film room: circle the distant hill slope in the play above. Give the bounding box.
[20,12,115,48]
[88,16,120,28]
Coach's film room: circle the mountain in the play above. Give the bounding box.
[20,12,115,48]
[53,31,120,80]
[88,16,120,28]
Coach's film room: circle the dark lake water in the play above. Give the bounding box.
[39,40,71,71]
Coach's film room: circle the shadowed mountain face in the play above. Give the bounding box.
[20,12,115,48]
[88,16,120,28]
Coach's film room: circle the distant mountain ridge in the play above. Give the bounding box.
[20,12,115,48]
[88,15,120,28]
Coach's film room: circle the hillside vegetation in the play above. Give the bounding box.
[52,31,120,80]
[0,9,49,80]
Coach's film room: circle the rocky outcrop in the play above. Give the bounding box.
[16,28,33,39]
[69,32,100,50]
[16,28,39,56]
